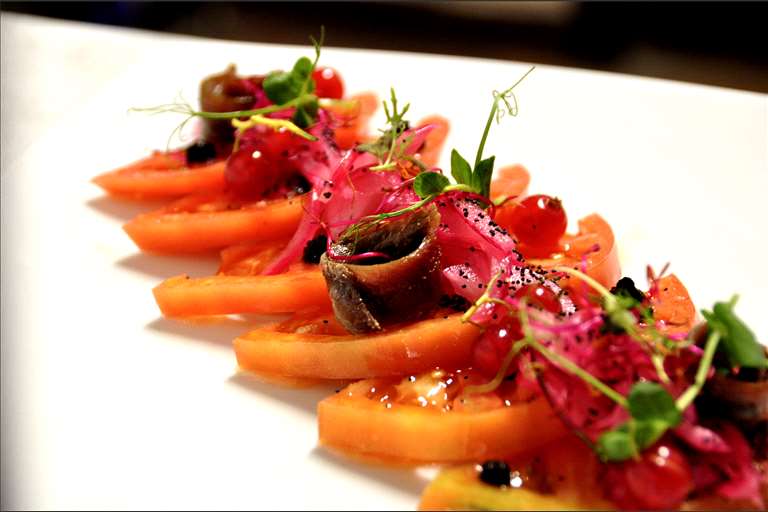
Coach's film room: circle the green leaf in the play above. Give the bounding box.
[263,71,299,105]
[707,300,767,369]
[263,56,317,106]
[597,424,637,462]
[627,381,681,426]
[597,417,671,462]
[414,172,450,199]
[633,418,670,450]
[292,94,319,128]
[472,155,495,198]
[450,149,472,186]
[292,56,315,85]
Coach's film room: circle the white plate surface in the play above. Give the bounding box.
[2,13,767,510]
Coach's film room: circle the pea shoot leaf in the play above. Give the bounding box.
[597,382,681,462]
[702,298,767,370]
[450,150,472,186]
[262,28,325,128]
[628,381,681,425]
[263,57,316,105]
[471,155,495,198]
[414,172,450,198]
[597,424,636,462]
[633,418,670,449]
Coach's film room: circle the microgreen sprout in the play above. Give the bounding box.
[130,27,326,144]
[349,67,535,235]
[701,295,767,370]
[358,88,414,171]
[231,115,316,152]
[413,65,535,202]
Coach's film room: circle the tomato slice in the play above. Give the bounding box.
[417,435,609,509]
[326,92,379,150]
[123,192,304,253]
[318,369,566,463]
[92,152,226,199]
[490,164,531,204]
[234,313,481,381]
[526,213,621,290]
[218,239,290,276]
[153,269,330,317]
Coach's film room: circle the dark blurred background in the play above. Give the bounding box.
[3,1,767,93]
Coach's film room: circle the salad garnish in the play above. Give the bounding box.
[414,66,535,202]
[130,27,329,144]
[94,35,766,509]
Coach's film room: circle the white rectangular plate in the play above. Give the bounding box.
[2,13,766,511]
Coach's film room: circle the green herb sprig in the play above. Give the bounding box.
[357,88,415,171]
[263,27,324,127]
[413,66,535,201]
[702,296,767,370]
[131,28,326,143]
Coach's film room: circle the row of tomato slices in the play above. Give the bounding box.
[93,89,700,508]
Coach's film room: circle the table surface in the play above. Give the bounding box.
[2,13,767,510]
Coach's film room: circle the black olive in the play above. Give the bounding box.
[292,175,311,195]
[479,460,511,487]
[610,277,646,303]
[303,234,328,264]
[185,141,217,165]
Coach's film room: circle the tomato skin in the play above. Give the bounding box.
[312,66,344,99]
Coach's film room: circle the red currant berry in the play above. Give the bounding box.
[509,195,567,252]
[312,67,344,99]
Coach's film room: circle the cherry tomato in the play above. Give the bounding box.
[613,442,694,510]
[312,66,344,99]
[507,195,567,254]
[514,284,562,314]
